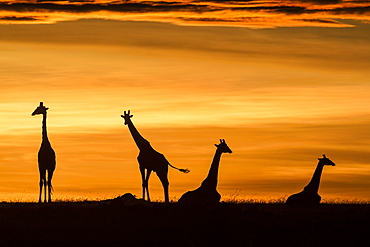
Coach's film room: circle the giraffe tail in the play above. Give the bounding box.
[168,163,190,173]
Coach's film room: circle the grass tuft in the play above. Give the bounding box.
[322,198,370,204]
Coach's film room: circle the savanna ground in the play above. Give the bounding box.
[0,196,369,247]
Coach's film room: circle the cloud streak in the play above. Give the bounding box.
[1,0,369,27]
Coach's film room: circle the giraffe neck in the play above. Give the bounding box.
[201,149,222,189]
[42,112,49,143]
[304,162,325,193]
[126,120,151,151]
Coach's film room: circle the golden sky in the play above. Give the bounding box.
[0,0,370,201]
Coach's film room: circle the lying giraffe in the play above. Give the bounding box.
[178,139,232,205]
[286,154,336,206]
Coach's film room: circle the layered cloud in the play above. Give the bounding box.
[1,0,369,27]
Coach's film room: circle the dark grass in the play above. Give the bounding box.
[0,199,369,246]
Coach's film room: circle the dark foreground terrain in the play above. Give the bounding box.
[0,197,369,246]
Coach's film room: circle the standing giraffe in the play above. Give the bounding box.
[32,102,56,203]
[121,110,189,203]
[286,154,335,206]
[178,139,232,205]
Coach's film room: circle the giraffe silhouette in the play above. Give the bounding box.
[286,154,335,206]
[178,139,232,205]
[121,110,189,203]
[32,102,56,203]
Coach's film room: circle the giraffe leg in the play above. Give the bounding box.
[145,169,152,202]
[140,166,146,200]
[39,180,43,203]
[47,170,54,203]
[43,178,47,203]
[39,170,46,203]
[157,170,169,203]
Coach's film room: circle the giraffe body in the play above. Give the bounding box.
[121,110,189,203]
[178,139,232,205]
[179,185,221,205]
[285,190,321,206]
[286,155,335,206]
[138,149,168,172]
[32,102,56,203]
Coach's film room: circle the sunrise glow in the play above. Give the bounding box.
[1,0,370,202]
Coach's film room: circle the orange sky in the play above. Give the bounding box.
[1,0,370,27]
[1,0,370,202]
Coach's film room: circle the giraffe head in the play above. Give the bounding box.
[215,139,232,154]
[121,110,133,125]
[32,102,49,116]
[318,154,336,166]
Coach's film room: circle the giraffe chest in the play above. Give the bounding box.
[38,143,55,161]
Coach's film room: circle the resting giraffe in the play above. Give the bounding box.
[178,139,232,205]
[121,110,189,203]
[286,154,336,206]
[32,102,56,203]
